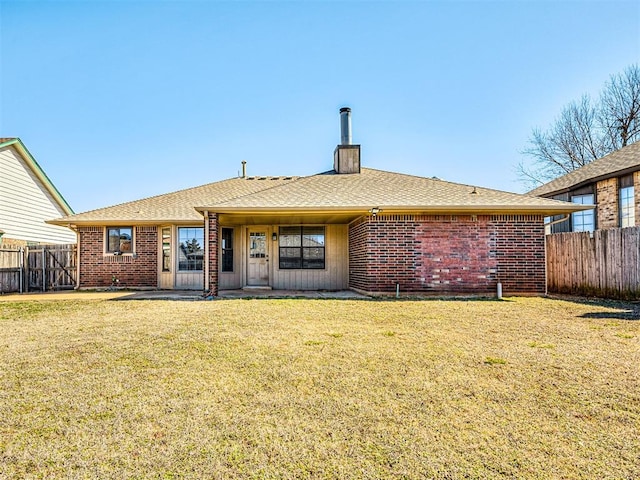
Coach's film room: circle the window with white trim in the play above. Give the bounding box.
[619,176,635,227]
[571,194,595,232]
[107,227,133,253]
[178,227,204,271]
[161,227,171,272]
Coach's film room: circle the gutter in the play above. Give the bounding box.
[531,164,640,198]
[194,203,593,217]
[545,214,571,227]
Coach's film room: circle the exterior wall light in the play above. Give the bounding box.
[272,232,278,241]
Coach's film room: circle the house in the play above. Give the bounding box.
[0,138,76,245]
[48,109,583,296]
[529,141,640,233]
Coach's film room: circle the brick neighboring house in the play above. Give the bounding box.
[0,138,76,245]
[49,109,582,296]
[529,140,640,233]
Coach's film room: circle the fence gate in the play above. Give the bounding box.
[0,246,23,293]
[27,245,77,291]
[0,244,77,293]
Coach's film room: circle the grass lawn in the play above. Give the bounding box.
[0,296,638,479]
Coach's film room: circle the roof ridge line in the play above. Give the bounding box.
[203,173,307,208]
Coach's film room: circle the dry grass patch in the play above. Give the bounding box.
[0,297,638,479]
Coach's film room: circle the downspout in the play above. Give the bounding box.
[204,211,209,293]
[74,226,80,290]
[544,230,548,297]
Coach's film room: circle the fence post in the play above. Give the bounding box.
[42,248,46,292]
[24,246,29,293]
[19,247,24,293]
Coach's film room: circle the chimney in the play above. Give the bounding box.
[340,107,352,145]
[241,160,247,178]
[333,107,361,174]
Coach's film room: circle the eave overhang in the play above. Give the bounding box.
[195,202,592,218]
[531,165,640,198]
[46,198,592,228]
[46,218,204,227]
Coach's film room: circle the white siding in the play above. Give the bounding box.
[0,146,76,244]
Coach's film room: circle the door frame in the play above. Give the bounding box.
[245,226,272,287]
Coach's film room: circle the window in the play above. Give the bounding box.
[161,227,171,272]
[279,226,325,269]
[571,194,595,232]
[107,227,133,253]
[620,176,635,227]
[221,228,234,272]
[178,227,204,271]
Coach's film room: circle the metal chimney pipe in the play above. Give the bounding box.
[340,107,352,145]
[241,160,247,178]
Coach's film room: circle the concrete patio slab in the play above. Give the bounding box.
[217,289,368,299]
[0,289,369,302]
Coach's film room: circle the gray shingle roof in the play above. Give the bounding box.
[49,176,298,225]
[198,168,579,214]
[49,168,584,226]
[529,140,640,197]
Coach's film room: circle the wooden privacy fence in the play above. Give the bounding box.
[0,246,23,293]
[0,244,77,293]
[546,227,640,299]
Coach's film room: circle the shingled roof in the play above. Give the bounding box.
[49,176,298,225]
[197,168,579,214]
[50,167,583,226]
[529,140,640,197]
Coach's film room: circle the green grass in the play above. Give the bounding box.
[0,297,638,479]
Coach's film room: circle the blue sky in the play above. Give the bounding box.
[1,0,639,213]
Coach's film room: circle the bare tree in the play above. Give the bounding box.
[599,64,640,149]
[518,96,609,187]
[519,64,640,189]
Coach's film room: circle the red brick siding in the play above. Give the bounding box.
[348,215,545,295]
[78,226,157,288]
[493,217,546,294]
[207,213,219,295]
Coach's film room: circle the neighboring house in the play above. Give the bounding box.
[529,140,640,233]
[49,109,582,296]
[0,138,76,245]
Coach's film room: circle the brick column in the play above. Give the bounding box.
[596,178,618,229]
[207,213,219,295]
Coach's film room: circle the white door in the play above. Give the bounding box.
[247,230,269,286]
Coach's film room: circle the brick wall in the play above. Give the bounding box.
[348,214,545,296]
[596,178,618,229]
[78,226,158,288]
[206,213,219,295]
